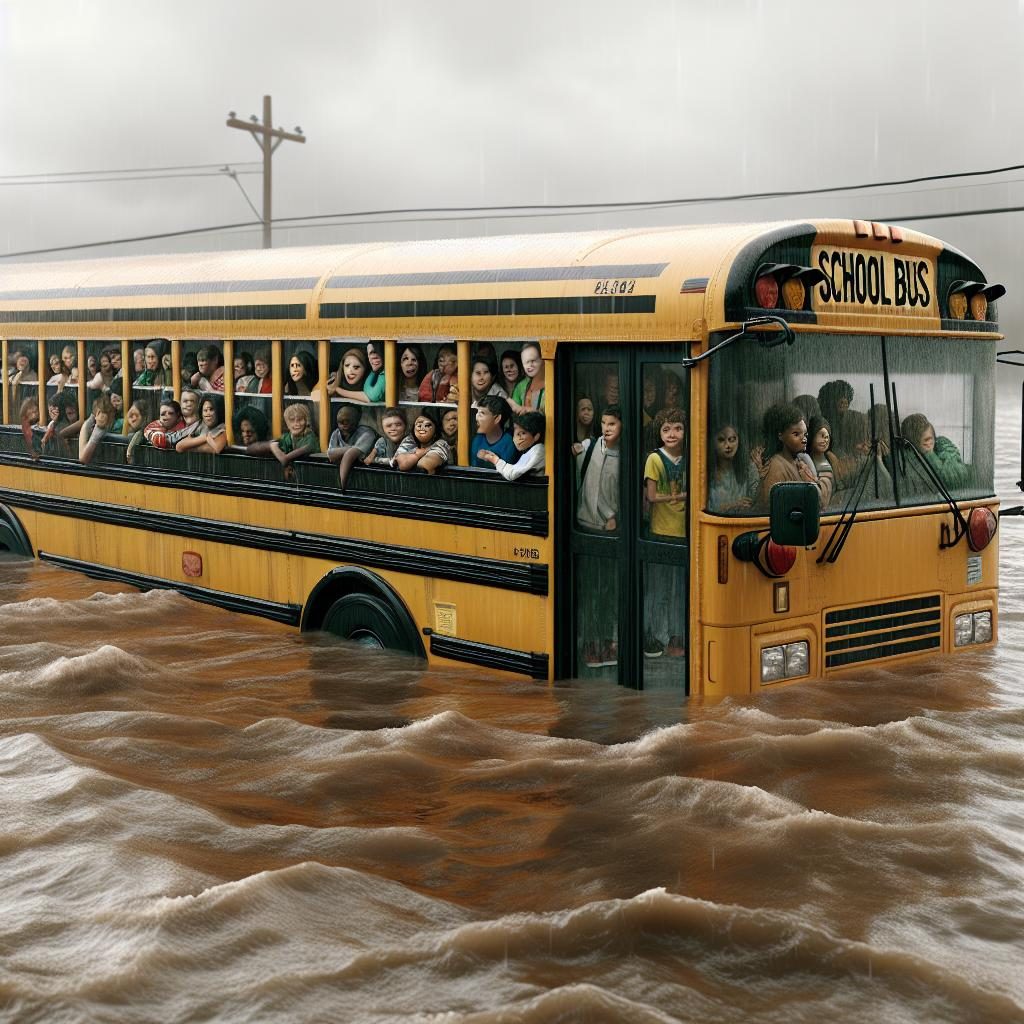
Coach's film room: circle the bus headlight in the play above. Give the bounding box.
[760,641,809,683]
[954,611,993,647]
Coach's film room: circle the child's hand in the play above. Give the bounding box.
[571,442,583,456]
[478,450,498,465]
[605,517,616,531]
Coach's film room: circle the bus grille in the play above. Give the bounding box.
[824,595,942,669]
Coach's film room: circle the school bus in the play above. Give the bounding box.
[0,219,1003,694]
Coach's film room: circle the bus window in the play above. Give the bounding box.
[282,342,321,436]
[886,336,994,504]
[707,333,890,514]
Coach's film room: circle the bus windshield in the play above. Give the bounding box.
[706,332,995,515]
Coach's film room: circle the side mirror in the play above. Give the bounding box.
[769,482,820,546]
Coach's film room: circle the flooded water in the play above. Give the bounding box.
[2,397,1024,1023]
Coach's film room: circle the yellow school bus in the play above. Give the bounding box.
[0,219,1003,693]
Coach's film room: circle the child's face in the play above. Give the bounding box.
[94,408,112,430]
[660,419,684,451]
[99,354,111,373]
[47,403,59,421]
[437,349,457,376]
[49,355,60,373]
[285,409,308,436]
[367,344,383,372]
[576,399,593,425]
[400,349,419,379]
[197,354,212,377]
[159,404,178,428]
[521,346,542,379]
[381,415,406,442]
[145,348,159,371]
[126,407,143,430]
[110,392,123,412]
[134,350,145,371]
[811,426,830,454]
[180,392,197,418]
[715,427,738,460]
[603,371,619,404]
[254,357,269,378]
[512,425,540,453]
[643,377,657,406]
[201,402,218,428]
[918,426,935,453]
[780,420,808,455]
[442,410,458,437]
[475,406,498,434]
[239,418,257,444]
[601,414,622,447]
[501,356,519,384]
[413,416,436,444]
[836,396,850,414]
[110,351,121,371]
[288,356,305,381]
[342,354,364,384]
[471,362,492,392]
[234,357,247,376]
[336,407,359,436]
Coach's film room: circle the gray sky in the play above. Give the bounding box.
[2,0,1024,338]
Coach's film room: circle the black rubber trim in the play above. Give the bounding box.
[0,304,307,324]
[320,295,656,319]
[423,629,549,679]
[1,487,549,595]
[38,551,302,624]
[0,448,548,537]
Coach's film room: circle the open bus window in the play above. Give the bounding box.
[886,336,994,503]
[573,361,620,534]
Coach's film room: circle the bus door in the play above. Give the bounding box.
[557,345,690,691]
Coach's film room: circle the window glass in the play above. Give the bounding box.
[572,362,621,534]
[233,343,273,434]
[642,562,686,687]
[576,554,619,676]
[886,337,994,502]
[707,333,888,514]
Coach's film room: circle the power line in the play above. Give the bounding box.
[0,170,261,187]
[0,160,260,181]
[3,203,1022,261]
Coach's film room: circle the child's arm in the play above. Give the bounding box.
[645,477,687,505]
[78,416,106,464]
[492,443,545,481]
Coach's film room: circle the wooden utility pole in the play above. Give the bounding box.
[226,96,305,248]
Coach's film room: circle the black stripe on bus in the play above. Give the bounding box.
[325,264,669,289]
[1,487,549,596]
[319,295,657,319]
[0,278,321,301]
[39,551,302,625]
[0,446,548,537]
[423,628,549,679]
[0,304,307,324]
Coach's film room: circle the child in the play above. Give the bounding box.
[232,404,271,446]
[575,396,596,443]
[643,407,687,658]
[509,342,544,412]
[469,356,508,406]
[78,395,116,464]
[393,411,451,474]
[573,405,621,532]
[418,345,458,402]
[573,405,621,671]
[269,403,320,475]
[364,341,385,403]
[326,403,378,490]
[478,411,545,480]
[142,399,186,449]
[19,395,40,460]
[471,395,516,468]
[109,390,124,433]
[329,346,371,402]
[441,408,459,465]
[175,395,228,455]
[708,423,759,513]
[365,407,407,466]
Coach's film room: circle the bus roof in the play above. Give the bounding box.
[0,220,994,341]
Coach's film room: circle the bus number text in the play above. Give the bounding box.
[513,546,541,560]
[593,279,636,295]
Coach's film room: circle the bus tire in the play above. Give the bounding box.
[0,505,33,558]
[321,592,420,655]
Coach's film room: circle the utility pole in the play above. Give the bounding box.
[226,95,306,249]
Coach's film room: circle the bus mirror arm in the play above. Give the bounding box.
[681,315,794,369]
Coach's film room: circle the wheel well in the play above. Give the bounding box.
[0,505,33,558]
[301,566,425,657]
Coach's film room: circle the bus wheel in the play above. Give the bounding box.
[321,593,419,654]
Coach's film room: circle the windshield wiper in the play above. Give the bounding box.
[890,383,969,549]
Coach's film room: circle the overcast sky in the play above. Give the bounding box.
[2,0,1024,338]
